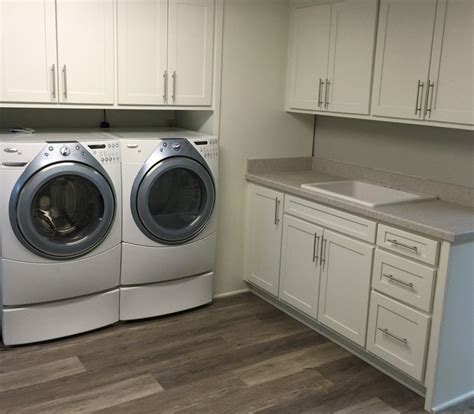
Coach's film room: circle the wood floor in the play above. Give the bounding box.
[0,293,469,413]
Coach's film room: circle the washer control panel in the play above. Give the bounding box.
[40,140,121,165]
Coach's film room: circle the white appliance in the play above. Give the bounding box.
[0,131,122,345]
[110,129,218,320]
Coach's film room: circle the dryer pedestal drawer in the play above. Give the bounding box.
[367,291,431,381]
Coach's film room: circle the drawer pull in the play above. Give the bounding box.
[383,273,414,289]
[378,327,408,345]
[386,239,418,253]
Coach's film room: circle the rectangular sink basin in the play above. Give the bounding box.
[301,180,436,207]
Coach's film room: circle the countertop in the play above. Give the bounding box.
[246,169,474,243]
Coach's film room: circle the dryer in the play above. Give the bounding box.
[0,131,122,345]
[110,129,218,320]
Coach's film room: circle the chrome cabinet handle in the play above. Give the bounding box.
[320,237,327,267]
[386,238,418,253]
[415,80,424,116]
[274,197,280,226]
[378,327,408,345]
[163,70,168,102]
[171,71,176,102]
[324,79,330,108]
[313,234,320,263]
[51,64,56,98]
[4,147,18,153]
[317,78,324,108]
[383,273,414,289]
[425,81,435,118]
[62,65,68,99]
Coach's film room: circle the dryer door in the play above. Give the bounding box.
[10,162,115,260]
[134,157,215,244]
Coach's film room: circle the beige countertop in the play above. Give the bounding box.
[246,169,474,243]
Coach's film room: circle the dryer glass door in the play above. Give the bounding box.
[135,157,215,244]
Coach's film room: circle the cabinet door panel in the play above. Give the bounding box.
[427,0,474,125]
[318,230,374,346]
[327,0,377,115]
[168,0,214,106]
[371,0,437,120]
[117,0,168,105]
[287,3,331,110]
[279,215,323,319]
[246,185,283,296]
[0,0,57,103]
[56,0,115,104]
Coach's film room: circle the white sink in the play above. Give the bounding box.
[301,180,436,207]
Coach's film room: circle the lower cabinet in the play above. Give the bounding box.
[279,215,323,319]
[245,185,283,296]
[318,230,374,347]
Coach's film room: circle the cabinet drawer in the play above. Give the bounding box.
[376,224,439,266]
[284,195,376,243]
[372,250,436,312]
[367,291,431,381]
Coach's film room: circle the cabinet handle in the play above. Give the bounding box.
[163,70,168,103]
[415,80,424,116]
[313,234,320,263]
[171,71,176,103]
[317,78,324,108]
[383,273,414,289]
[320,237,327,267]
[324,79,330,108]
[424,81,435,118]
[51,64,56,99]
[274,197,280,226]
[386,238,418,253]
[378,327,408,345]
[62,65,68,99]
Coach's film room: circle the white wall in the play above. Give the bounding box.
[314,117,474,188]
[212,0,314,296]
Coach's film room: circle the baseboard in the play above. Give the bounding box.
[432,390,474,413]
[213,288,249,299]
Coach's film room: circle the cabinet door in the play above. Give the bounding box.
[117,0,168,105]
[168,0,214,106]
[287,3,331,111]
[426,0,474,125]
[56,0,115,104]
[246,185,283,296]
[371,0,437,120]
[326,0,377,115]
[0,0,57,103]
[279,215,323,319]
[318,230,374,346]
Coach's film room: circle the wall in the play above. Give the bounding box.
[314,116,474,189]
[210,0,314,296]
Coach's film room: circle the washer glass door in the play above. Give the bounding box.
[136,157,215,244]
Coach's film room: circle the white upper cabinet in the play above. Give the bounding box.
[326,0,378,115]
[117,0,168,105]
[168,0,214,106]
[0,0,57,103]
[427,0,474,125]
[287,3,331,111]
[56,0,115,104]
[372,0,437,120]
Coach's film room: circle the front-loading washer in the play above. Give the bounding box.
[0,130,122,345]
[109,129,218,320]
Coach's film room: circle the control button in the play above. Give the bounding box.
[48,146,54,151]
[81,151,86,156]
[163,142,167,147]
[44,153,49,157]
[172,143,181,151]
[75,145,80,151]
[60,146,70,157]
[101,158,104,162]
[160,148,163,152]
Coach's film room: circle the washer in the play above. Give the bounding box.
[110,129,218,320]
[0,131,122,345]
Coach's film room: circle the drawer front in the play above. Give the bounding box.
[284,195,376,243]
[372,250,436,312]
[367,291,431,381]
[377,224,439,266]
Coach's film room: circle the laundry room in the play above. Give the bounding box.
[0,0,473,413]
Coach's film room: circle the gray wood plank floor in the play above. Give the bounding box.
[0,293,470,413]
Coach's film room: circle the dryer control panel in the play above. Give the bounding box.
[85,140,121,165]
[192,137,218,160]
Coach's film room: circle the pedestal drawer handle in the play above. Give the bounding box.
[378,327,408,345]
[383,273,414,289]
[386,238,418,253]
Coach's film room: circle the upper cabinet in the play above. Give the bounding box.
[287,0,378,115]
[0,0,57,103]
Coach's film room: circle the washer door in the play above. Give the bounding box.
[134,157,215,244]
[10,162,115,260]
